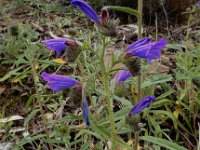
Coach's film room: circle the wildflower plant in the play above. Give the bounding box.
[5,0,199,150]
[38,0,169,149]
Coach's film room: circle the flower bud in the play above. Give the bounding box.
[65,40,81,62]
[125,112,143,132]
[98,8,119,37]
[124,56,141,76]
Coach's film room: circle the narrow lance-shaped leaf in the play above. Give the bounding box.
[103,6,140,17]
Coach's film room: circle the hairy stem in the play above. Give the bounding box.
[134,132,139,150]
[101,37,116,150]
[30,49,53,150]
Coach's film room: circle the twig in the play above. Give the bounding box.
[160,0,170,37]
[173,20,200,35]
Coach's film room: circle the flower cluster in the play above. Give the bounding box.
[40,0,168,130]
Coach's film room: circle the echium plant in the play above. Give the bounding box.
[39,0,168,149]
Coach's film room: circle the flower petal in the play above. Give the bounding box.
[71,0,100,24]
[126,37,152,51]
[146,38,167,63]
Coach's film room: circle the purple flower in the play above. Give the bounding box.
[129,96,155,114]
[126,38,167,63]
[115,69,132,84]
[197,1,200,7]
[42,38,69,57]
[71,0,100,24]
[82,96,90,126]
[41,72,79,93]
[126,37,152,51]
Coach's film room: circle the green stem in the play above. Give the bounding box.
[28,45,53,150]
[137,0,143,101]
[101,37,116,150]
[134,132,139,150]
[138,0,143,39]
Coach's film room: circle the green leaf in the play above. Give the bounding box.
[152,99,172,108]
[156,90,174,100]
[113,95,132,106]
[166,44,185,51]
[142,75,173,88]
[103,6,139,17]
[0,66,23,82]
[43,139,67,144]
[150,110,191,134]
[91,122,131,149]
[140,136,187,150]
[80,140,93,150]
[24,109,40,129]
[13,134,45,150]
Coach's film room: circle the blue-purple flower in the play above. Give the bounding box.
[82,95,90,126]
[41,72,79,93]
[126,37,152,51]
[197,1,200,7]
[115,69,132,84]
[129,96,155,114]
[71,0,100,24]
[126,38,167,63]
[42,38,69,57]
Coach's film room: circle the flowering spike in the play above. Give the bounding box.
[71,0,100,24]
[41,72,79,93]
[126,38,167,63]
[42,38,69,57]
[129,96,155,114]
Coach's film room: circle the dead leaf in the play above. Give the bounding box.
[0,115,24,123]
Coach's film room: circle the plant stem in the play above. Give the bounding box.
[134,132,139,150]
[101,37,116,150]
[30,50,53,150]
[137,0,143,101]
[138,0,143,39]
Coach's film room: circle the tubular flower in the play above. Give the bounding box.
[71,0,100,24]
[129,96,155,114]
[42,38,69,57]
[126,38,167,63]
[82,96,90,126]
[115,69,132,84]
[41,72,79,93]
